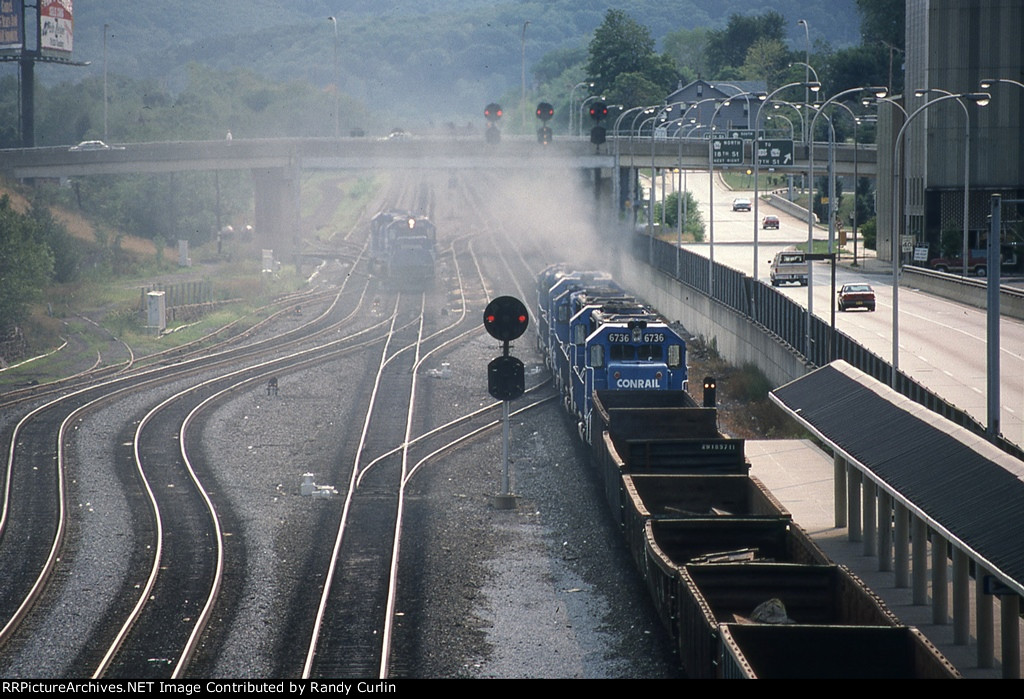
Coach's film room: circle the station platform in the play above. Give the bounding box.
[747,439,1021,679]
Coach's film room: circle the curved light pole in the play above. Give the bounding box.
[579,95,604,138]
[521,21,530,133]
[889,92,991,385]
[327,16,339,138]
[103,24,110,141]
[827,101,863,264]
[752,81,820,287]
[766,113,794,139]
[613,105,651,216]
[916,87,973,276]
[709,82,761,131]
[568,81,593,137]
[624,106,658,219]
[710,91,765,295]
[802,86,886,353]
[797,19,811,142]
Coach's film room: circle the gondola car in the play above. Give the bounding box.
[536,266,960,679]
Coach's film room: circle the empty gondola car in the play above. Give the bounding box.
[370,210,436,283]
[537,265,960,679]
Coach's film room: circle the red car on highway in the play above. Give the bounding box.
[837,283,876,312]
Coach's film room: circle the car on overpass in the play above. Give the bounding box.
[732,197,751,212]
[762,215,780,229]
[69,140,125,152]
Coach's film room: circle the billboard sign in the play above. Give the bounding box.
[0,0,23,56]
[40,0,72,57]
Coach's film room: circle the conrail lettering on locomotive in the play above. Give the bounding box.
[616,378,661,389]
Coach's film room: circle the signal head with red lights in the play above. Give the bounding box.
[485,103,504,122]
[589,101,608,121]
[483,296,529,342]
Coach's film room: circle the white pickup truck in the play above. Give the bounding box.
[768,249,809,286]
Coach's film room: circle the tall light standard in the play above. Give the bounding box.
[827,101,863,264]
[327,16,339,138]
[802,86,886,353]
[752,81,820,286]
[915,87,973,276]
[569,81,593,137]
[710,91,764,295]
[613,105,651,219]
[797,19,811,142]
[889,92,991,385]
[103,24,109,142]
[521,21,531,133]
[579,95,604,138]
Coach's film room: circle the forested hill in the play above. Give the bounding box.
[35,1,858,121]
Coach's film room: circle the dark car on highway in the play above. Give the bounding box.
[762,215,780,229]
[837,283,876,312]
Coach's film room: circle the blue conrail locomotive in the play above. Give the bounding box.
[537,264,687,442]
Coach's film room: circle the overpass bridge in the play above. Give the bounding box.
[0,136,876,247]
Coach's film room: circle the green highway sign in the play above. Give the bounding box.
[727,129,761,141]
[755,139,794,167]
[710,138,744,165]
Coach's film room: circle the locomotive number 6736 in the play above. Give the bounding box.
[607,332,666,344]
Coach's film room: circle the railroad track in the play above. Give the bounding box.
[0,171,603,678]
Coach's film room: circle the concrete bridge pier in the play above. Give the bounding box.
[252,164,301,266]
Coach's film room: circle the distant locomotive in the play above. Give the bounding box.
[369,210,436,283]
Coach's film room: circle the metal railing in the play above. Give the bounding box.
[636,232,1024,461]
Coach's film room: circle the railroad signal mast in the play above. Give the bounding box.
[536,102,554,145]
[482,296,529,507]
[589,101,608,147]
[484,102,503,144]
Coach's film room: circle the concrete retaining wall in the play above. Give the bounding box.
[903,267,1024,320]
[619,253,812,389]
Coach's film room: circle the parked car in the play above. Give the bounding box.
[762,215,780,229]
[837,283,876,312]
[732,197,751,212]
[928,255,987,276]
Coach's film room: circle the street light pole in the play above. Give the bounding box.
[916,87,972,277]
[797,19,811,143]
[710,91,764,295]
[521,21,530,134]
[327,16,339,139]
[103,24,109,142]
[889,91,991,385]
[753,82,818,290]
[803,86,886,359]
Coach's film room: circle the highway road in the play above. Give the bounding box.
[649,170,1024,450]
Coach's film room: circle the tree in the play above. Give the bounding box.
[824,44,893,96]
[705,11,786,76]
[0,197,54,335]
[740,38,790,88]
[585,10,656,95]
[663,27,711,79]
[857,0,906,48]
[607,72,664,110]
